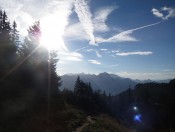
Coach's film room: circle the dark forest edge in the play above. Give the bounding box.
[0,10,175,132]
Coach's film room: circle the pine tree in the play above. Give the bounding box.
[103,90,107,99]
[0,11,17,80]
[49,51,62,95]
[74,76,81,94]
[20,21,41,59]
[88,82,93,95]
[0,10,3,33]
[11,21,20,53]
[108,93,111,99]
[19,21,61,95]
[1,11,11,34]
[0,11,19,120]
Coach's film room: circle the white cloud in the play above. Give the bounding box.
[162,7,175,20]
[93,6,118,32]
[74,0,96,45]
[104,34,138,43]
[116,51,153,56]
[58,60,65,64]
[62,56,82,61]
[0,0,73,32]
[56,68,64,71]
[96,51,102,57]
[74,46,90,52]
[64,22,89,41]
[16,12,35,36]
[98,21,163,44]
[86,49,95,52]
[95,36,106,43]
[64,6,163,45]
[64,4,117,44]
[88,60,101,65]
[0,0,74,51]
[151,8,164,18]
[58,51,83,62]
[151,7,175,20]
[112,50,120,53]
[0,0,35,36]
[100,49,108,51]
[86,49,102,57]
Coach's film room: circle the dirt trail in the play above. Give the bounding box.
[74,116,94,132]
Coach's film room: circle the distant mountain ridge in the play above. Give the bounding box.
[60,72,172,95]
[60,72,137,95]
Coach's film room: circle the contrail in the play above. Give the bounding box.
[98,20,164,44]
[74,0,96,45]
[130,20,164,32]
[74,45,89,52]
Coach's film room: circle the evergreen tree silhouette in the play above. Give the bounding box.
[0,11,17,80]
[74,76,81,95]
[19,21,61,96]
[11,21,20,54]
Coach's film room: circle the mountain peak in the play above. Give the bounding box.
[98,72,109,76]
[61,72,137,95]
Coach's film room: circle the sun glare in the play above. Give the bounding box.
[40,14,67,51]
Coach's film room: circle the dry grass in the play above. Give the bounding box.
[82,114,134,132]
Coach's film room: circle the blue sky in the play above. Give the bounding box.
[1,0,175,80]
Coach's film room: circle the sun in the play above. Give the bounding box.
[40,14,68,51]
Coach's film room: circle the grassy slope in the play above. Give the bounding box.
[82,114,134,132]
[1,97,132,132]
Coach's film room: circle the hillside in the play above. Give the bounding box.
[107,79,175,132]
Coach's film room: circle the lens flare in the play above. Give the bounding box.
[133,106,138,111]
[134,114,142,122]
